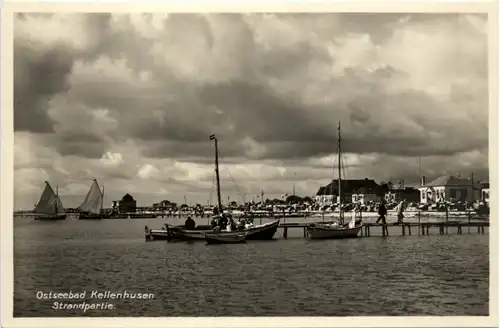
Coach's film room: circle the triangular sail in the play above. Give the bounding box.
[33,182,66,215]
[78,180,103,214]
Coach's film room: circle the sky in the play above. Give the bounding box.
[13,12,489,210]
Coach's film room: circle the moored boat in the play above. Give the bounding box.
[33,182,67,221]
[146,134,280,242]
[205,231,247,244]
[306,220,362,239]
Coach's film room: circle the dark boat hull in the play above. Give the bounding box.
[245,220,280,240]
[146,225,212,241]
[34,214,67,221]
[174,220,279,241]
[205,238,247,244]
[146,220,280,241]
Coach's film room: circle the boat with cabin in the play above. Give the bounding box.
[33,181,67,220]
[306,122,363,239]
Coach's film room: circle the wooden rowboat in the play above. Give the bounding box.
[205,231,247,244]
[306,222,362,239]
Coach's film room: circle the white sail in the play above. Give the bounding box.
[33,182,66,215]
[78,179,103,214]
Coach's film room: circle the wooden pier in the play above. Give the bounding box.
[278,221,489,239]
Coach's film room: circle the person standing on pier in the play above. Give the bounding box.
[376,200,387,224]
[395,200,407,225]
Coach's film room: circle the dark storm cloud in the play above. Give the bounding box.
[13,12,489,161]
[12,12,490,209]
[46,132,108,158]
[13,13,113,133]
[14,42,73,133]
[197,81,329,143]
[138,67,487,161]
[56,141,108,158]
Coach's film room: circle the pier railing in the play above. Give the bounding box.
[278,221,489,239]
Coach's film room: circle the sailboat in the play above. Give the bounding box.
[306,122,363,239]
[77,179,109,220]
[202,134,280,243]
[147,134,280,242]
[33,181,67,220]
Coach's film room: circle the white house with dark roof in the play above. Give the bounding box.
[418,175,480,204]
[479,181,490,204]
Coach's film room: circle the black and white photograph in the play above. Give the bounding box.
[1,1,498,326]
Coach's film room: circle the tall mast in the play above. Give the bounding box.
[338,121,343,223]
[471,172,474,202]
[210,134,223,213]
[418,156,421,181]
[101,183,104,213]
[55,184,59,214]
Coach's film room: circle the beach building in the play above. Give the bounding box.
[480,181,490,204]
[382,180,420,203]
[385,187,420,203]
[418,175,479,204]
[315,178,381,204]
[118,193,137,213]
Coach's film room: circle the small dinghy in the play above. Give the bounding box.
[205,231,247,244]
[306,220,362,239]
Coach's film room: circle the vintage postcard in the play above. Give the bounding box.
[1,0,498,327]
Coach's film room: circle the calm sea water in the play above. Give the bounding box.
[14,215,489,317]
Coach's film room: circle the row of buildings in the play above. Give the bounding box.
[314,175,490,205]
[111,175,490,213]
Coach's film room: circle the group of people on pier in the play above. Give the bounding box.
[376,199,407,225]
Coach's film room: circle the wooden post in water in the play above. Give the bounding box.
[402,224,405,236]
[445,206,449,234]
[418,210,421,235]
[382,224,388,237]
[468,211,471,234]
[408,224,411,236]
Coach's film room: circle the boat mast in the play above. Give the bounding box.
[101,183,104,214]
[55,184,59,215]
[210,134,223,213]
[337,122,343,224]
